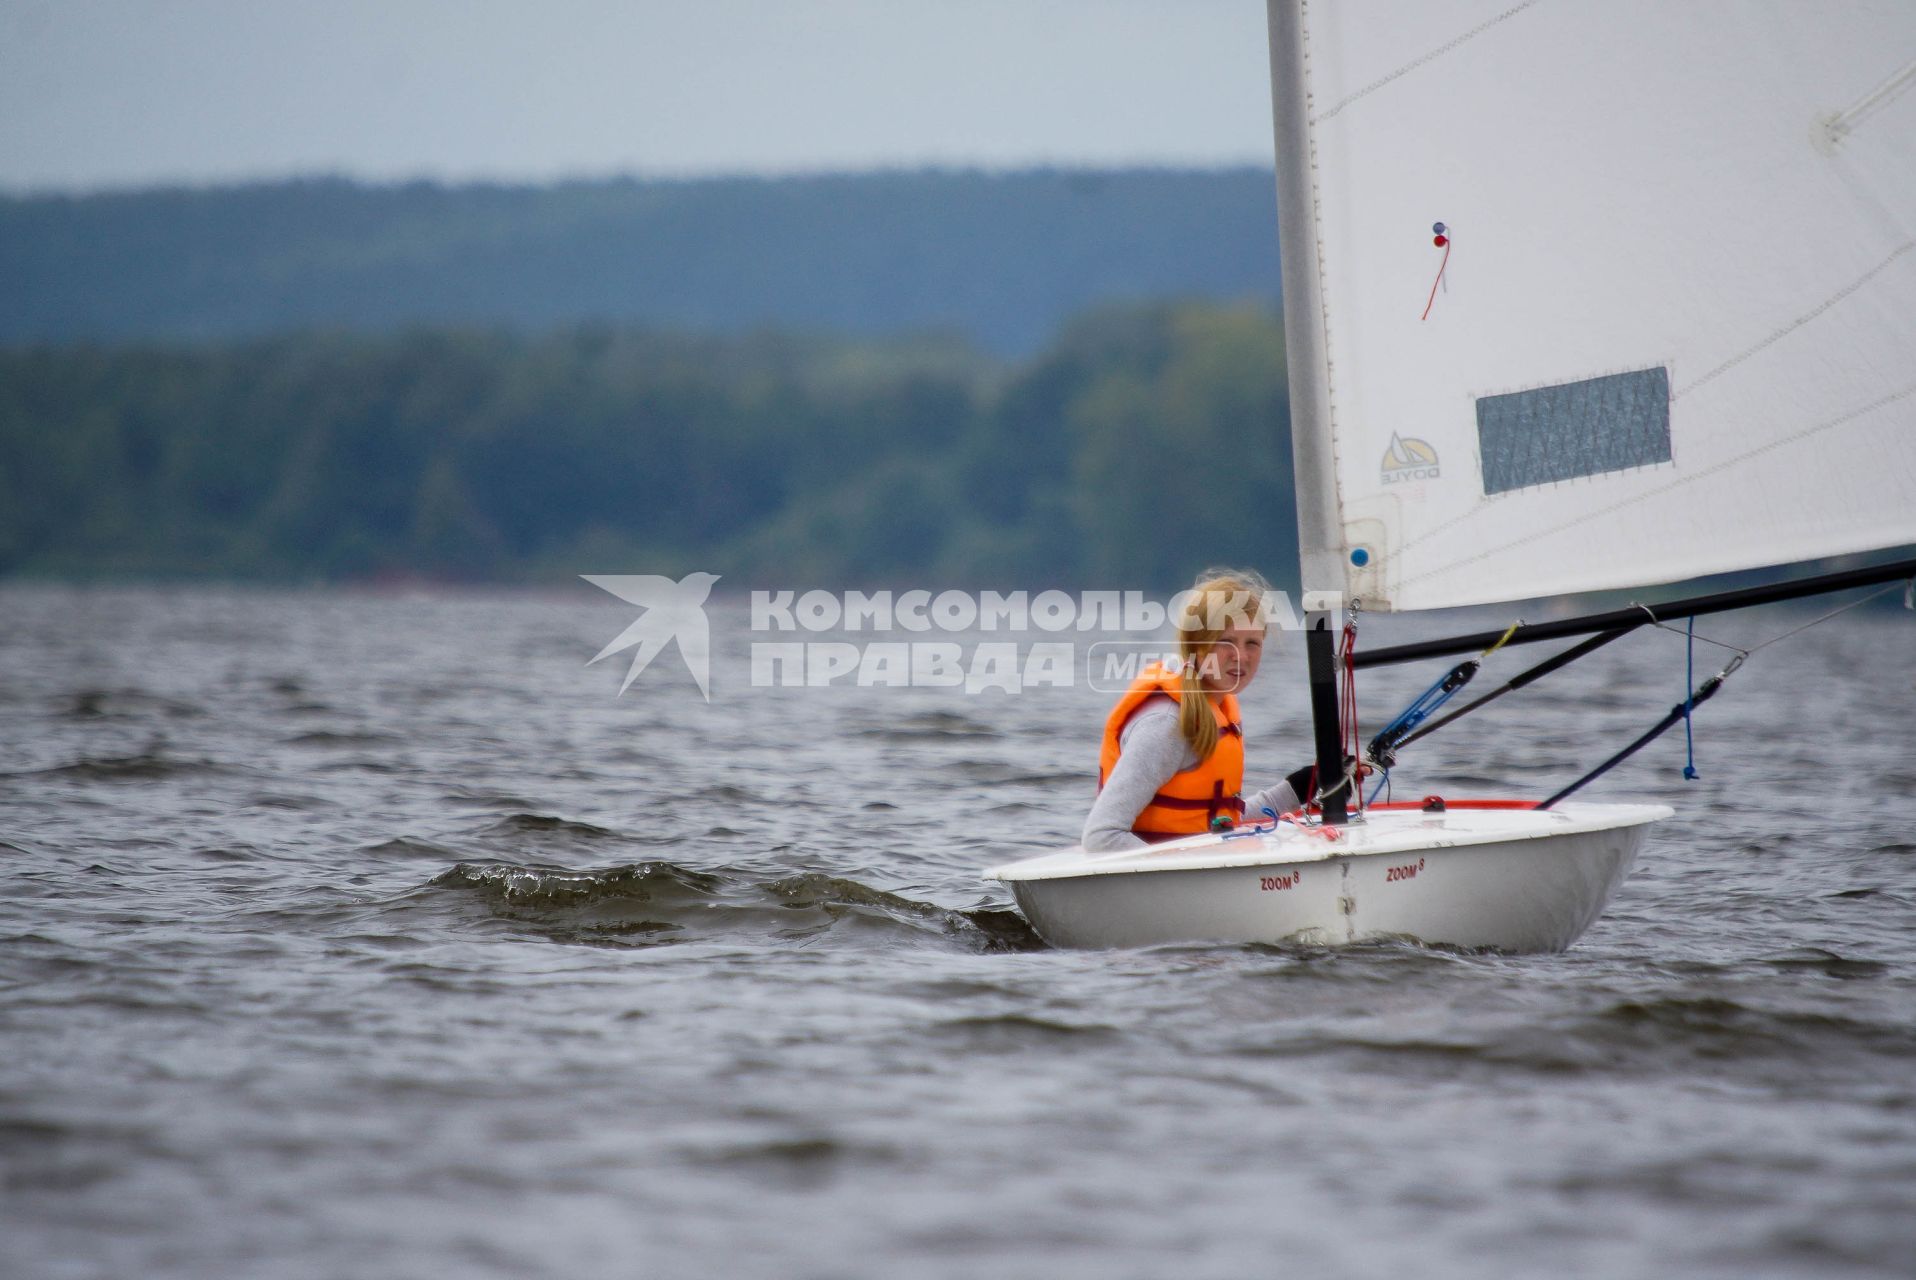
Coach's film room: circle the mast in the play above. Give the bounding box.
[1267,0,1348,823]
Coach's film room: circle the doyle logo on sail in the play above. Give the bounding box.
[1380,433,1440,484]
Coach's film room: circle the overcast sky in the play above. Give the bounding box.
[0,0,1278,193]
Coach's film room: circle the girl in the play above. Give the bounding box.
[1083,568,1307,850]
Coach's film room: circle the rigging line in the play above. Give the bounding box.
[1744,579,1909,653]
[1366,622,1512,755]
[1379,582,1905,762]
[1826,56,1916,137]
[1390,379,1916,598]
[1380,580,1897,761]
[1537,663,1737,810]
[1339,613,1363,812]
[1682,616,1700,780]
[1677,239,1916,400]
[1630,602,1749,658]
[1316,0,1542,123]
[1644,621,1746,655]
[1394,625,1637,751]
[1366,619,1548,768]
[1633,579,1908,657]
[1479,620,1521,658]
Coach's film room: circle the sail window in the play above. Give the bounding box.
[1476,366,1671,495]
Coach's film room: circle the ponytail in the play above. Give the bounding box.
[1177,654,1219,763]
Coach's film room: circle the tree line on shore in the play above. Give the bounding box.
[0,301,1301,592]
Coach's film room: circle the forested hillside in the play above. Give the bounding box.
[0,303,1300,590]
[0,169,1281,356]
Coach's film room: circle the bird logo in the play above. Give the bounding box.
[582,572,721,700]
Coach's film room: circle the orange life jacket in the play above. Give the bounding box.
[1097,666,1245,841]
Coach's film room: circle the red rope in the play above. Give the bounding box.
[1339,617,1362,813]
[1420,237,1452,321]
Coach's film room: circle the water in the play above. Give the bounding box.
[3,584,1913,1279]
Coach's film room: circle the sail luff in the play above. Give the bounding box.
[1266,0,1346,613]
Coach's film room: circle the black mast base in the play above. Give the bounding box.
[1304,611,1348,825]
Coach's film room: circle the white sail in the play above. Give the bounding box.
[1278,0,1916,612]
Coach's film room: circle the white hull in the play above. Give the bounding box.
[985,802,1671,953]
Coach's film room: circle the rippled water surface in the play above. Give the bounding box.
[3,585,1914,1278]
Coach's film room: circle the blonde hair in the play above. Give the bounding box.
[1173,567,1273,760]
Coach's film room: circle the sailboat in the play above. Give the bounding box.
[987,0,1916,952]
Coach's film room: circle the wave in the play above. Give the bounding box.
[1265,992,1916,1077]
[244,792,332,812]
[686,1134,908,1190]
[420,859,1044,954]
[687,784,757,805]
[1760,947,1890,980]
[5,752,241,783]
[924,1013,1123,1047]
[952,762,1085,786]
[281,730,402,748]
[195,846,265,863]
[361,837,467,861]
[57,689,203,720]
[852,709,1000,741]
[442,789,541,810]
[475,813,623,841]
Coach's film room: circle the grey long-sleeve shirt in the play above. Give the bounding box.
[1081,695,1301,852]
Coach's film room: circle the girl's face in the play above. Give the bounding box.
[1199,623,1266,696]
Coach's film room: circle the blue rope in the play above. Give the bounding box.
[1367,769,1391,806]
[1220,807,1283,840]
[1682,616,1700,780]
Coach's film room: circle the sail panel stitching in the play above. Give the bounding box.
[1316,0,1542,123]
[1677,238,1916,399]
